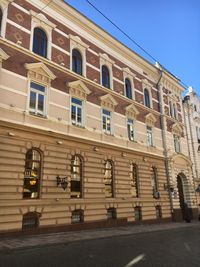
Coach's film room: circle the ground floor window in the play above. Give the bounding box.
[71,209,84,223]
[155,205,162,219]
[134,206,142,221]
[107,208,116,219]
[22,212,39,230]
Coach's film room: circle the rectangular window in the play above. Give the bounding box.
[29,82,46,116]
[134,206,142,221]
[71,98,83,126]
[174,134,181,153]
[147,126,153,146]
[102,109,111,134]
[127,118,135,141]
[155,205,162,219]
[107,208,116,219]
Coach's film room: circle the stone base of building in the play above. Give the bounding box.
[0,217,172,238]
[172,208,199,222]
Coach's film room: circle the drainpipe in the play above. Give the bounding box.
[156,65,174,218]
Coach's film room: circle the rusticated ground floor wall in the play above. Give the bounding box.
[0,121,172,233]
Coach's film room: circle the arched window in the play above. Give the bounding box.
[144,88,151,108]
[23,149,42,199]
[102,65,110,88]
[125,78,132,99]
[33,27,47,58]
[173,103,177,119]
[0,8,2,35]
[72,49,82,75]
[152,167,159,199]
[71,155,83,198]
[130,163,139,198]
[104,160,114,197]
[169,101,173,117]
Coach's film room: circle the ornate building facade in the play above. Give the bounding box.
[0,0,198,233]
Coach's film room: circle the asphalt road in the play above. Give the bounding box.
[0,226,200,267]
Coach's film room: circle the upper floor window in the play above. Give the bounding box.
[102,109,111,134]
[147,126,153,146]
[174,134,181,153]
[130,163,139,198]
[29,82,46,116]
[144,88,151,108]
[125,78,132,99]
[102,65,110,88]
[173,103,177,119]
[33,27,47,58]
[23,149,42,199]
[71,97,83,127]
[152,167,159,199]
[127,118,135,141]
[0,8,2,35]
[104,160,114,198]
[72,49,82,75]
[71,155,83,198]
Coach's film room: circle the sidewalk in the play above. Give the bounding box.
[0,222,199,251]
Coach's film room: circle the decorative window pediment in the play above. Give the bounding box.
[30,11,56,30]
[122,67,136,78]
[0,48,9,63]
[68,80,91,100]
[69,35,89,49]
[145,113,157,127]
[142,79,152,90]
[168,93,179,102]
[25,62,56,84]
[100,94,117,111]
[99,53,115,65]
[172,123,183,136]
[125,104,139,119]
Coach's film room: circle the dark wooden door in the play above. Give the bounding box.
[177,175,185,219]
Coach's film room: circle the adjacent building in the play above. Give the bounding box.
[0,0,198,233]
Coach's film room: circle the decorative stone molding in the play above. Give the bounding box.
[145,113,157,127]
[69,35,89,77]
[100,94,117,111]
[68,80,91,100]
[29,11,56,59]
[0,48,9,65]
[125,104,139,119]
[25,62,56,84]
[142,79,152,90]
[99,53,114,89]
[171,123,183,136]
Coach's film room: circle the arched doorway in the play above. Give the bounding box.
[177,174,185,220]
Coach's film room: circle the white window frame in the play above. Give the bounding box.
[71,97,84,127]
[147,125,153,146]
[173,134,181,153]
[69,35,88,77]
[123,67,136,100]
[99,53,114,90]
[29,11,56,60]
[102,109,112,134]
[127,118,135,141]
[0,0,12,38]
[28,81,47,116]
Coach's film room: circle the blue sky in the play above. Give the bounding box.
[65,0,200,95]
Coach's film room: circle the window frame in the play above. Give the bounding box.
[152,166,160,199]
[127,118,135,141]
[71,97,84,127]
[134,206,142,221]
[23,148,42,199]
[104,160,114,198]
[32,27,48,58]
[70,155,83,198]
[0,0,11,38]
[144,88,151,108]
[71,209,84,223]
[130,163,139,198]
[147,125,153,146]
[102,108,112,134]
[173,134,181,153]
[125,78,133,99]
[72,48,83,75]
[101,65,110,89]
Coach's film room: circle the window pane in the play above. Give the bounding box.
[72,98,82,106]
[38,94,44,112]
[103,109,110,116]
[72,49,82,75]
[29,91,36,110]
[31,82,45,92]
[77,107,82,123]
[33,28,47,58]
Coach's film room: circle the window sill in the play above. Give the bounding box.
[29,112,47,119]
[71,124,85,129]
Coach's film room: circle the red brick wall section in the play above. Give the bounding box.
[52,30,70,52]
[134,80,143,91]
[135,91,143,104]
[113,66,123,81]
[86,66,100,84]
[86,51,100,69]
[8,4,31,30]
[113,80,124,94]
[51,47,70,68]
[6,23,30,50]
